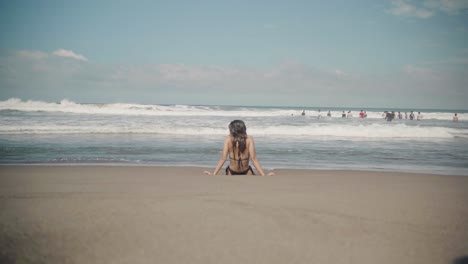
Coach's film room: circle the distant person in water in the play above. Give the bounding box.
[347,111,353,118]
[417,112,423,120]
[327,111,331,117]
[301,110,306,116]
[204,120,273,176]
[359,110,364,118]
[317,109,321,119]
[398,111,402,119]
[385,111,394,121]
[453,113,459,122]
[342,111,346,118]
[409,111,415,120]
[405,112,408,119]
[364,111,367,118]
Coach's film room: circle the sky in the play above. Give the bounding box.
[0,0,467,109]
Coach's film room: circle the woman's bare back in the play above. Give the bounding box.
[227,135,251,172]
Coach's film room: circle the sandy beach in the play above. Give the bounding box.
[0,166,467,264]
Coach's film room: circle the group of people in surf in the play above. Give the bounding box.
[382,111,422,121]
[383,111,460,122]
[300,109,423,120]
[300,109,359,118]
[300,109,460,122]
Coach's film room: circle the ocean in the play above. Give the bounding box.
[1,98,467,175]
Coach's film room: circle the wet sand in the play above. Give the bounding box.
[1,166,467,264]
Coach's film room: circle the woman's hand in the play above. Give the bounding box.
[267,172,275,176]
[203,170,212,175]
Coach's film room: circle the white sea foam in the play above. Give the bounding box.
[0,98,283,117]
[256,123,468,138]
[1,98,467,139]
[0,98,463,120]
[0,122,464,139]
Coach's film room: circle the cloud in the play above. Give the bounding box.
[424,0,468,15]
[387,0,468,18]
[1,49,467,109]
[333,70,349,78]
[157,64,236,82]
[16,50,48,60]
[387,0,434,18]
[52,49,88,61]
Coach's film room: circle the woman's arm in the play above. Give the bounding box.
[248,136,272,176]
[204,136,229,175]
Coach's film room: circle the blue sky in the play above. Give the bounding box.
[1,0,467,109]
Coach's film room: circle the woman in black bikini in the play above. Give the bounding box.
[204,120,273,176]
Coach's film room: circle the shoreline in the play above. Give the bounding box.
[1,165,467,263]
[1,163,467,177]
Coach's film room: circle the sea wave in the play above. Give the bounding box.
[0,122,465,139]
[0,98,463,120]
[0,98,282,117]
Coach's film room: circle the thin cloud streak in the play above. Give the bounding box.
[16,50,48,60]
[387,0,468,18]
[424,0,468,15]
[387,0,434,18]
[53,49,88,61]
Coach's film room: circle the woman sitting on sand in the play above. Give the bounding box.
[204,120,274,176]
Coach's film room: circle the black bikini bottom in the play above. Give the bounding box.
[225,166,255,175]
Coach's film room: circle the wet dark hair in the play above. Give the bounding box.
[229,120,247,167]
